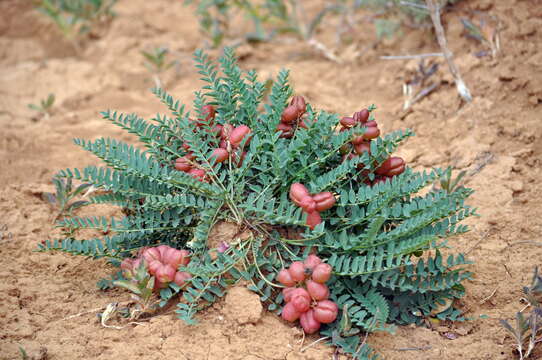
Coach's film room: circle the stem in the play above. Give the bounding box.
[153,75,162,90]
[250,237,283,288]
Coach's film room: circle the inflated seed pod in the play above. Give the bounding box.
[353,109,369,124]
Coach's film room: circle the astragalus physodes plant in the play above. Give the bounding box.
[39,48,475,358]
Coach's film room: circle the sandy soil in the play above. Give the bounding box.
[1,0,541,359]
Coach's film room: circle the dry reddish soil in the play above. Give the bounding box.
[1,0,542,359]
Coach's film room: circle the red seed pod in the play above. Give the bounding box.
[230,125,251,147]
[375,157,405,176]
[174,157,192,172]
[156,263,176,283]
[277,269,296,287]
[282,287,296,303]
[289,183,310,204]
[147,260,162,276]
[313,192,335,212]
[288,261,307,282]
[282,301,302,322]
[291,288,311,312]
[290,95,307,115]
[303,254,322,271]
[201,104,215,122]
[353,142,371,155]
[353,109,370,124]
[277,122,293,132]
[363,121,380,140]
[386,164,405,177]
[188,168,206,182]
[315,196,335,212]
[313,300,338,324]
[210,148,229,163]
[277,122,295,138]
[299,196,316,213]
[174,271,191,288]
[306,280,330,300]
[306,211,322,230]
[143,247,161,264]
[311,263,332,283]
[182,142,191,151]
[340,116,356,128]
[298,120,308,129]
[281,105,300,124]
[156,245,170,259]
[162,248,184,269]
[300,309,321,334]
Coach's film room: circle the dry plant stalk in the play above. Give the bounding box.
[425,0,472,103]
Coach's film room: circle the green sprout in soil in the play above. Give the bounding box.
[500,267,542,360]
[34,0,117,52]
[28,93,55,120]
[435,167,467,194]
[185,0,342,49]
[41,176,91,222]
[141,47,178,89]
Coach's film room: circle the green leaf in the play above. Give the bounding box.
[112,280,141,295]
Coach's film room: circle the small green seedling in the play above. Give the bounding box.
[500,267,542,360]
[42,176,92,221]
[185,0,341,47]
[113,261,160,319]
[28,93,55,119]
[18,346,28,360]
[35,0,117,51]
[141,47,178,89]
[435,167,467,194]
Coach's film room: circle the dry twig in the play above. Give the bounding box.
[479,287,498,305]
[300,336,330,352]
[466,230,490,254]
[308,38,342,64]
[425,0,472,102]
[380,52,443,60]
[393,345,432,351]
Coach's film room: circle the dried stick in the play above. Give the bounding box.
[425,0,472,102]
[308,38,343,64]
[380,52,443,60]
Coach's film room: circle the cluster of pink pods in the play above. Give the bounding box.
[174,105,252,182]
[277,254,338,334]
[289,183,336,229]
[121,245,191,291]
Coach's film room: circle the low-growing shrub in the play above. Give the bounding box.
[40,48,475,358]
